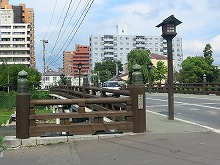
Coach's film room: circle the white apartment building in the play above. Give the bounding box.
[0,9,31,66]
[89,25,183,71]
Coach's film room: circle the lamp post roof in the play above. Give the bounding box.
[156,15,182,28]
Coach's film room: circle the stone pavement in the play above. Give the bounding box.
[1,111,220,165]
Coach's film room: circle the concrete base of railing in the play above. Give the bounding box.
[3,133,138,149]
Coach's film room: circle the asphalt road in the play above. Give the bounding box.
[146,93,220,131]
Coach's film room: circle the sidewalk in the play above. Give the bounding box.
[1,112,219,165]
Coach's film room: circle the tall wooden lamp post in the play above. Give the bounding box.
[156,15,182,120]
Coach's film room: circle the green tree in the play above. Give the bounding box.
[203,43,213,58]
[178,43,220,83]
[0,64,41,91]
[154,61,168,84]
[127,49,151,83]
[203,43,214,65]
[93,59,123,83]
[178,56,219,83]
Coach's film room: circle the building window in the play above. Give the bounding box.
[53,77,57,82]
[45,77,50,81]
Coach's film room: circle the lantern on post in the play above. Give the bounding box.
[156,15,182,120]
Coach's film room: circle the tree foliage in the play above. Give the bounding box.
[178,44,220,83]
[203,43,213,58]
[0,64,41,91]
[127,49,151,83]
[154,61,168,84]
[93,59,123,83]
[203,43,214,65]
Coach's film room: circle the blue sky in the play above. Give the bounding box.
[9,0,220,72]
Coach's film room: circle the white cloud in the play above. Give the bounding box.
[112,3,153,17]
[211,34,220,52]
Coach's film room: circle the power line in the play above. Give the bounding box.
[47,0,69,41]
[43,0,58,40]
[46,0,80,64]
[46,0,85,65]
[47,0,94,67]
[49,0,74,56]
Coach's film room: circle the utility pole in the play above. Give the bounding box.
[41,39,48,89]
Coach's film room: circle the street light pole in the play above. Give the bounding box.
[167,37,174,119]
[41,39,48,89]
[147,62,153,94]
[77,62,82,86]
[156,15,182,120]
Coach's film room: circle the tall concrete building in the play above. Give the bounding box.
[0,21,31,65]
[89,25,183,72]
[0,0,35,68]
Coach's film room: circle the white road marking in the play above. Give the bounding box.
[146,105,167,108]
[208,111,218,115]
[190,108,199,111]
[147,98,220,110]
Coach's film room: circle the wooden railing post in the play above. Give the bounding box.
[130,86,146,133]
[16,70,30,139]
[130,64,146,133]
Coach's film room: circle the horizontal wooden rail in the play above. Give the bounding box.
[29,122,133,136]
[31,97,131,106]
[29,111,133,120]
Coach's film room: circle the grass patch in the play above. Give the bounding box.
[35,108,53,114]
[0,109,15,126]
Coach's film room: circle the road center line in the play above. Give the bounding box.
[147,98,220,110]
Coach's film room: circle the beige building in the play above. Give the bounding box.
[0,0,35,68]
[63,50,74,76]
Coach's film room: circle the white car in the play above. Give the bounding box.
[102,81,120,96]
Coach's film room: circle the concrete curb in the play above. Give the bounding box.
[3,133,136,149]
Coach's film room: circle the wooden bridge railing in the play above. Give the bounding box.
[146,82,220,95]
[28,97,133,137]
[16,85,146,139]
